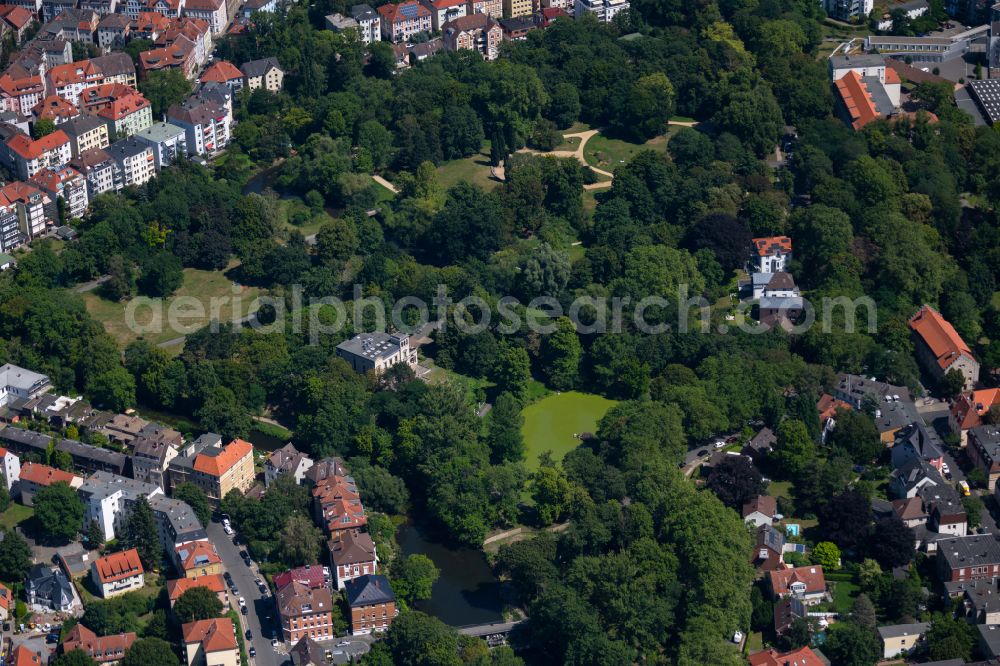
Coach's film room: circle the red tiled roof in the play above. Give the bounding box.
[192,438,252,477]
[0,582,11,610]
[93,90,150,121]
[273,565,326,591]
[769,565,826,596]
[19,462,78,487]
[7,130,70,160]
[817,393,852,422]
[952,389,1000,431]
[0,72,42,97]
[885,67,901,85]
[749,647,825,666]
[30,166,82,193]
[166,574,225,601]
[0,181,42,204]
[63,624,136,664]
[752,236,792,257]
[427,0,465,7]
[909,305,974,370]
[835,70,879,130]
[11,646,41,666]
[32,95,78,121]
[0,6,32,29]
[182,618,237,653]
[175,540,221,570]
[199,60,242,84]
[183,0,224,11]
[93,548,143,584]
[892,497,927,521]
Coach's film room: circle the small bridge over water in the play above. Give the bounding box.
[457,620,527,647]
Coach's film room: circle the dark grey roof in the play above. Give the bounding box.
[979,623,1000,657]
[829,53,886,69]
[0,427,53,453]
[757,524,785,552]
[336,332,406,361]
[91,52,134,78]
[877,622,928,639]
[240,57,280,79]
[863,75,895,116]
[902,420,944,462]
[289,637,325,666]
[964,579,1000,613]
[148,495,205,542]
[27,564,74,608]
[350,3,377,20]
[939,535,1000,571]
[55,437,127,471]
[344,574,395,607]
[107,138,150,161]
[79,471,160,502]
[498,16,534,31]
[765,272,797,291]
[891,457,941,494]
[746,427,776,452]
[61,115,106,139]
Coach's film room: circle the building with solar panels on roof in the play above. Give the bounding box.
[336,332,417,375]
[968,79,1000,125]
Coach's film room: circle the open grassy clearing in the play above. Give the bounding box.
[583,132,671,170]
[521,391,617,471]
[81,261,262,347]
[436,144,499,191]
[0,504,32,532]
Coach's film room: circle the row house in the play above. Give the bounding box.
[106,136,154,188]
[167,434,253,505]
[422,0,464,31]
[69,145,120,195]
[62,625,136,664]
[182,618,239,666]
[90,548,144,598]
[47,8,100,41]
[909,304,979,392]
[276,580,335,643]
[134,121,186,168]
[30,165,88,220]
[182,0,227,35]
[32,94,79,123]
[155,17,212,66]
[442,13,501,60]
[240,57,282,93]
[131,422,183,488]
[199,59,242,92]
[344,575,397,635]
[174,539,223,577]
[377,1,431,43]
[0,71,44,116]
[329,529,377,590]
[5,129,72,179]
[61,114,109,157]
[139,34,198,79]
[78,0,117,13]
[79,472,163,541]
[167,91,231,156]
[18,461,82,506]
[0,6,34,43]
[96,13,130,51]
[45,53,136,105]
[1,180,49,239]
[89,85,153,137]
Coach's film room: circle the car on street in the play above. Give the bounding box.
[272,639,280,648]
[336,641,350,647]
[248,647,256,658]
[258,583,268,594]
[241,606,248,615]
[713,440,725,449]
[239,597,246,606]
[696,449,708,457]
[246,630,253,640]
[223,524,233,535]
[959,480,971,496]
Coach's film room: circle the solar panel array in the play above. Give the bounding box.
[969,79,1000,125]
[399,2,419,17]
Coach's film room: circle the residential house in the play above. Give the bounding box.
[166,574,227,611]
[6,129,72,179]
[276,580,335,643]
[573,0,627,21]
[344,574,397,635]
[45,53,136,106]
[758,296,805,330]
[167,91,231,156]
[743,495,777,528]
[773,597,806,637]
[26,564,76,611]
[30,165,88,219]
[350,4,380,43]
[751,524,785,573]
[741,271,799,301]
[265,443,313,486]
[18,461,81,505]
[468,0,502,16]
[240,57,282,93]
[498,16,533,39]
[377,1,431,43]
[768,566,827,606]
[0,447,18,490]
[41,0,77,22]
[969,425,1000,491]
[182,0,227,34]
[535,5,570,25]
[85,85,153,138]
[0,180,47,240]
[9,647,42,666]
[199,59,242,92]
[938,534,1000,583]
[149,494,207,555]
[329,529,377,589]
[743,427,776,460]
[32,94,78,124]
[442,13,501,60]
[79,472,163,541]
[96,13,130,51]
[63,624,136,664]
[878,622,929,659]
[0,6,35,43]
[890,457,942,500]
[964,579,1000,624]
[155,17,213,67]
[816,393,852,429]
[55,436,128,475]
[240,0,276,16]
[747,647,825,666]
[0,427,52,460]
[273,565,328,591]
[336,332,417,375]
[133,10,171,39]
[139,36,198,78]
[422,0,465,31]
[70,147,120,195]
[892,421,945,474]
[0,363,52,407]
[910,305,979,392]
[167,436,254,506]
[106,137,154,188]
[84,413,148,446]
[90,548,144,598]
[134,121,187,169]
[750,236,792,273]
[0,71,44,116]
[182,618,239,666]
[131,423,183,488]
[833,373,916,444]
[892,496,928,530]
[175,540,223,578]
[288,637,326,666]
[312,468,366,534]
[951,389,1000,447]
[61,115,109,158]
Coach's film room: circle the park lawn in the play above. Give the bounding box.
[81,262,262,347]
[521,391,617,471]
[831,579,860,613]
[583,132,670,171]
[437,146,499,191]
[0,504,33,531]
[373,181,397,203]
[555,135,582,151]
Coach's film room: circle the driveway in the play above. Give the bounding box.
[207,521,283,666]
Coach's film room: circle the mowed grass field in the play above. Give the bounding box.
[436,145,499,191]
[521,391,617,471]
[81,262,262,348]
[583,132,672,170]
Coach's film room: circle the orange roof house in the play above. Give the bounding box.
[835,70,880,130]
[752,236,792,257]
[93,549,143,584]
[11,645,42,666]
[192,438,252,476]
[817,393,852,423]
[199,60,242,86]
[909,305,979,391]
[63,624,136,664]
[0,582,11,616]
[19,461,80,487]
[6,130,70,160]
[182,618,238,660]
[749,647,825,666]
[951,389,1000,436]
[769,566,827,602]
[166,574,226,603]
[32,95,78,122]
[174,540,222,577]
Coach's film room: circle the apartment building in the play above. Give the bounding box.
[0,198,20,254]
[30,165,88,219]
[6,129,72,179]
[167,93,231,156]
[350,4,381,43]
[182,618,239,666]
[0,364,51,408]
[69,146,121,196]
[62,625,136,664]
[61,115,109,158]
[182,0,228,34]
[83,84,153,138]
[90,548,144,598]
[167,575,228,611]
[0,6,35,43]
[0,447,19,490]
[199,59,242,92]
[240,57,283,92]
[97,13,131,51]
[442,13,501,60]
[276,580,335,643]
[167,435,254,505]
[469,0,503,17]
[134,122,187,169]
[0,71,43,116]
[155,17,213,66]
[504,0,532,18]
[149,494,207,555]
[106,137,154,188]
[910,305,980,392]
[45,53,136,105]
[344,575,397,635]
[422,0,465,29]
[130,424,180,487]
[1,180,49,239]
[378,1,432,42]
[175,540,223,578]
[18,461,82,506]
[938,534,1000,583]
[78,471,163,541]
[139,35,198,78]
[335,332,417,375]
[329,529,377,590]
[32,94,79,124]
[265,443,313,487]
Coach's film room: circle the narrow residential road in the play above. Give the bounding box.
[207,521,284,666]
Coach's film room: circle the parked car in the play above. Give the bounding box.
[271,639,280,648]
[336,641,350,648]
[241,606,248,615]
[246,630,253,640]
[223,524,233,535]
[696,449,708,457]
[248,648,256,658]
[959,480,971,496]
[239,597,246,607]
